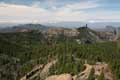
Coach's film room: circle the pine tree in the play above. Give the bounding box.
[98,72,105,80]
[88,68,95,80]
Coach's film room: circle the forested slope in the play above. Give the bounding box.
[0,30,119,80]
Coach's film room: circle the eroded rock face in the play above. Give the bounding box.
[93,62,114,80]
[20,60,57,80]
[74,62,114,80]
[20,62,114,80]
[45,28,79,37]
[40,60,57,79]
[75,64,92,80]
[45,74,73,80]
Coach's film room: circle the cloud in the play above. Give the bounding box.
[0,2,53,23]
[0,2,48,16]
[0,0,120,23]
[62,1,99,10]
[52,0,99,22]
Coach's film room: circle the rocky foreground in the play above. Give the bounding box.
[20,60,114,80]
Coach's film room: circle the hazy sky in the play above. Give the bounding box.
[0,0,120,23]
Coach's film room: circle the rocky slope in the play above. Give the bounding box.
[20,61,114,80]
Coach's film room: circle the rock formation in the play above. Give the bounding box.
[45,74,73,80]
[20,62,114,80]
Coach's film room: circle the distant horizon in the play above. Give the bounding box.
[0,21,120,29]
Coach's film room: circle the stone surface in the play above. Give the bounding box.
[45,74,73,80]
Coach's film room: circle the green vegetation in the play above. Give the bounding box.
[0,31,119,80]
[88,68,95,80]
[98,72,105,80]
[77,27,99,43]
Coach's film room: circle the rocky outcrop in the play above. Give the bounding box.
[74,62,114,80]
[20,64,44,80]
[20,62,114,80]
[20,60,57,80]
[45,28,79,37]
[45,74,73,80]
[75,64,92,80]
[93,62,114,80]
[40,60,57,79]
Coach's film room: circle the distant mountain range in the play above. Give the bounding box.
[0,22,120,28]
[46,22,120,28]
[0,24,49,32]
[0,22,120,34]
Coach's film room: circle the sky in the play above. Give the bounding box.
[0,0,120,23]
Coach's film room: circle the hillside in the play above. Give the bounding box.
[77,26,102,43]
[0,27,119,80]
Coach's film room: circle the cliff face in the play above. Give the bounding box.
[45,28,79,37]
